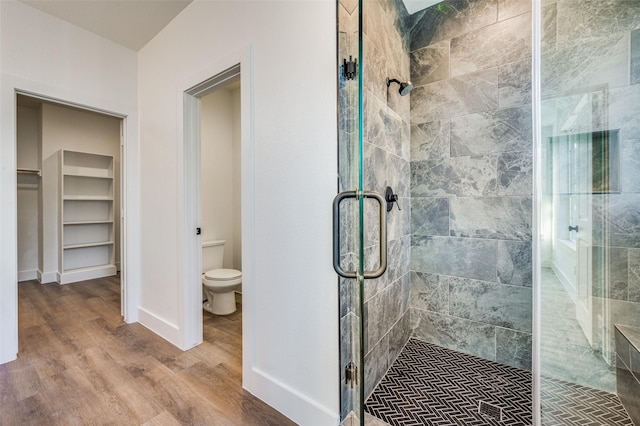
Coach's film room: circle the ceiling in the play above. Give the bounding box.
[20,0,438,52]
[20,0,192,51]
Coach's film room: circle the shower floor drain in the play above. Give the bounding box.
[478,400,503,421]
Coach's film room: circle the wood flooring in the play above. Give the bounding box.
[0,276,296,426]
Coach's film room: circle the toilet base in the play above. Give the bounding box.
[203,290,237,315]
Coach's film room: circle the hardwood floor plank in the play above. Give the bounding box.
[1,277,296,426]
[141,410,183,426]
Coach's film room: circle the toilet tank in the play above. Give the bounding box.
[202,240,225,272]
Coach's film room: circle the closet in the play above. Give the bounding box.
[16,95,121,284]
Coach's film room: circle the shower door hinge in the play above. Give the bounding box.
[343,56,357,80]
[345,361,358,388]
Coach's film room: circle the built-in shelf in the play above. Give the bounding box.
[63,195,113,201]
[59,150,116,284]
[64,241,114,250]
[64,220,114,226]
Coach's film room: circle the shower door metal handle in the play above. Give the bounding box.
[332,190,387,279]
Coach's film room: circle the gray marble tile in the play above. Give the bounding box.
[363,142,388,195]
[497,240,532,287]
[411,155,497,197]
[541,3,557,51]
[411,197,449,237]
[496,327,533,371]
[555,0,640,47]
[610,84,640,141]
[363,244,388,301]
[411,308,496,360]
[410,119,450,161]
[410,271,448,314]
[447,276,532,332]
[409,0,498,50]
[629,249,640,303]
[388,310,411,368]
[599,247,629,301]
[632,30,640,85]
[365,290,387,350]
[498,0,531,21]
[450,12,531,78]
[386,236,410,285]
[549,89,608,136]
[340,312,358,420]
[410,39,450,86]
[542,32,630,97]
[450,106,532,157]
[593,194,640,248]
[411,235,498,282]
[499,59,532,109]
[388,155,410,199]
[365,94,391,153]
[394,270,411,318]
[449,196,532,240]
[364,332,389,398]
[621,139,640,193]
[364,34,390,104]
[411,68,499,123]
[387,196,411,242]
[497,150,533,196]
[340,276,356,318]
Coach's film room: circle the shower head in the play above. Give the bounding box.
[387,78,414,96]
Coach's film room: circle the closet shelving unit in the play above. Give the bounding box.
[59,150,116,284]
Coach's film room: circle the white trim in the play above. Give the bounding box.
[176,46,254,358]
[17,270,37,282]
[138,307,180,344]
[248,367,339,426]
[37,269,57,284]
[0,72,139,364]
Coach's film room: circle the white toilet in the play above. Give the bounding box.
[202,240,242,315]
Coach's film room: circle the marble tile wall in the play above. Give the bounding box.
[541,0,640,365]
[362,0,412,398]
[408,0,533,370]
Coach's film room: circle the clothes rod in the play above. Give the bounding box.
[17,168,41,177]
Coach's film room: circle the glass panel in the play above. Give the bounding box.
[539,0,640,423]
[355,0,532,424]
[337,0,364,423]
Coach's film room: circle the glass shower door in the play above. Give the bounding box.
[335,1,389,423]
[336,0,365,422]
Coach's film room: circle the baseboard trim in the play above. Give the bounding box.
[246,366,338,426]
[37,270,57,284]
[138,307,180,346]
[18,269,38,282]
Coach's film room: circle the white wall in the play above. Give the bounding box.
[0,0,139,363]
[138,1,338,424]
[17,105,40,280]
[201,88,241,270]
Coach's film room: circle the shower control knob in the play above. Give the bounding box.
[385,186,401,212]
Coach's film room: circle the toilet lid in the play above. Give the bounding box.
[204,269,242,281]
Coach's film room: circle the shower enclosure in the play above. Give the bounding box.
[336,0,640,424]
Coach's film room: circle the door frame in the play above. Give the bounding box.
[177,46,254,387]
[0,73,140,363]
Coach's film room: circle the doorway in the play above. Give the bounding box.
[182,62,253,380]
[16,93,125,312]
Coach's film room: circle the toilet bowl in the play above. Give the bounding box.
[202,268,242,315]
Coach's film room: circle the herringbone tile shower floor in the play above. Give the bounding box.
[365,338,633,425]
